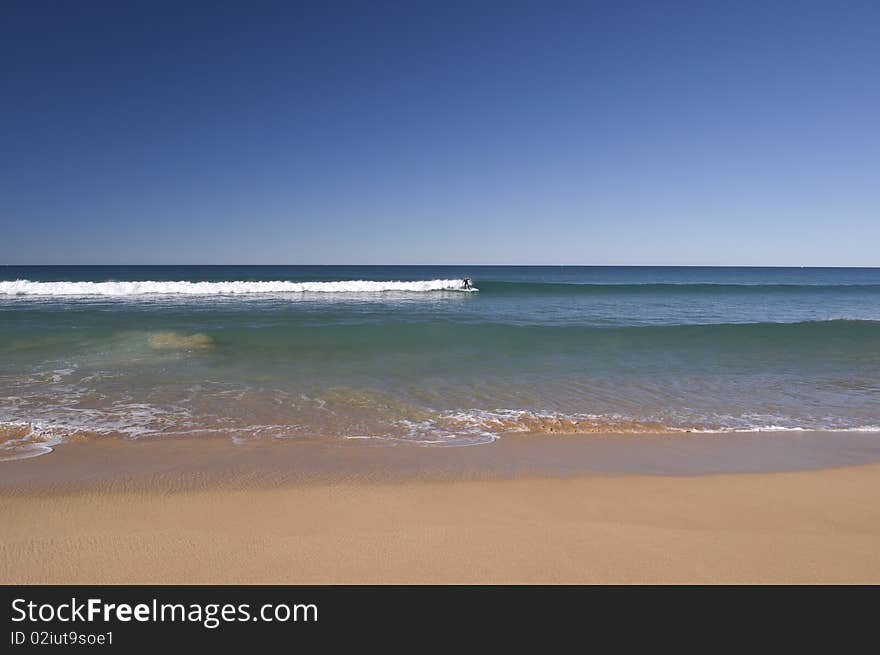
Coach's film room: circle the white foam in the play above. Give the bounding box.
[0,422,65,462]
[0,442,57,462]
[393,417,499,446]
[394,409,880,442]
[0,279,472,296]
[690,425,880,434]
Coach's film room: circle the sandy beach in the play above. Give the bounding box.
[2,435,880,584]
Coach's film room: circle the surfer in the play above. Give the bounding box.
[462,278,472,290]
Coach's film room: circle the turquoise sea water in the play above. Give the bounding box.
[1,266,879,459]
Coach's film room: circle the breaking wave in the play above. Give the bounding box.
[0,279,473,296]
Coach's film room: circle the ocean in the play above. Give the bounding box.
[1,265,878,460]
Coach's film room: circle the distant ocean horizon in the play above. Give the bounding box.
[2,265,879,461]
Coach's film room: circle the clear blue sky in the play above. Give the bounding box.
[1,1,878,265]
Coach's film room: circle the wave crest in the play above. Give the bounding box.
[0,279,473,296]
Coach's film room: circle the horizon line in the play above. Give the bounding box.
[2,263,879,269]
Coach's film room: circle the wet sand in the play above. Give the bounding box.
[2,433,880,583]
[5,429,880,493]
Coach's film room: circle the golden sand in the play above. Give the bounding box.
[2,456,879,584]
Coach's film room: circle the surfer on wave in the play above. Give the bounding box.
[462,278,473,290]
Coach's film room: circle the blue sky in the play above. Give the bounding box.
[1,1,878,265]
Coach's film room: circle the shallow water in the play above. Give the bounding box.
[1,266,878,459]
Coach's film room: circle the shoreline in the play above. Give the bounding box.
[3,433,880,583]
[3,429,880,494]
